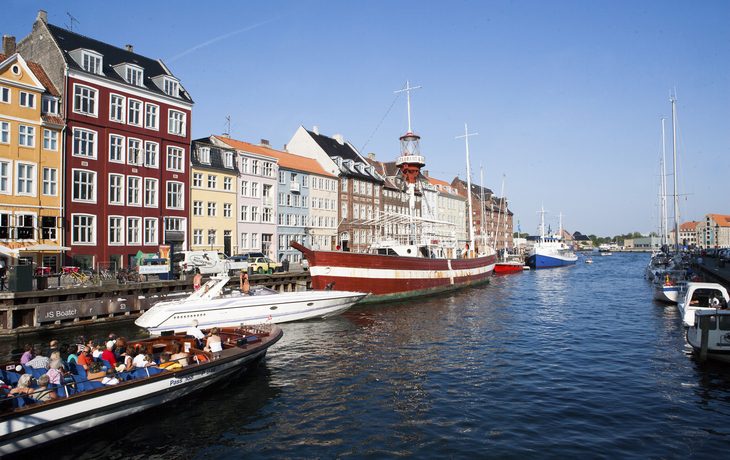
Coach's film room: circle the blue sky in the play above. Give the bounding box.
[4,1,728,237]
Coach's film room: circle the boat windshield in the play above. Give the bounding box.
[249,286,278,296]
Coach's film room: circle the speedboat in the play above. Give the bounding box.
[676,282,730,327]
[0,325,282,455]
[686,309,730,362]
[135,274,368,335]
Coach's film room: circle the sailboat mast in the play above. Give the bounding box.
[495,175,505,250]
[661,117,667,248]
[457,124,477,254]
[480,166,486,247]
[671,92,679,254]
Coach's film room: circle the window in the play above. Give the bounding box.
[192,173,202,187]
[252,233,259,251]
[198,147,210,164]
[240,205,248,221]
[42,97,58,115]
[73,214,96,244]
[144,178,158,207]
[251,182,259,198]
[0,87,9,103]
[320,178,325,190]
[302,175,309,187]
[251,206,259,222]
[127,176,141,206]
[294,195,300,207]
[16,163,35,195]
[367,183,372,196]
[263,162,273,177]
[223,177,232,191]
[73,84,97,115]
[193,229,203,246]
[240,181,249,196]
[128,139,141,165]
[0,122,8,143]
[224,203,232,218]
[208,229,217,247]
[18,125,35,147]
[109,135,124,162]
[193,201,203,216]
[251,160,259,175]
[145,142,158,167]
[302,196,308,207]
[73,128,96,157]
[43,130,58,151]
[42,168,57,196]
[127,217,140,244]
[207,202,217,217]
[240,158,248,174]
[14,214,34,240]
[110,94,125,122]
[126,66,143,86]
[311,196,316,208]
[278,193,285,206]
[168,110,186,135]
[164,78,178,97]
[342,179,348,192]
[145,103,158,129]
[224,152,233,168]
[279,171,286,184]
[82,52,102,74]
[167,147,184,172]
[167,181,184,209]
[263,207,273,223]
[19,91,35,108]
[0,213,8,239]
[109,174,124,204]
[207,174,217,189]
[109,217,123,244]
[263,184,272,201]
[144,218,157,244]
[128,99,141,125]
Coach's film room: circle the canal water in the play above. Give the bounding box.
[15,253,730,459]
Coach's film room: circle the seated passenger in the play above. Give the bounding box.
[20,344,34,365]
[34,375,59,402]
[8,374,35,397]
[26,346,50,369]
[77,346,94,371]
[186,319,206,341]
[101,341,117,369]
[132,346,150,368]
[123,346,136,371]
[67,345,79,365]
[710,294,721,308]
[45,358,66,385]
[204,328,223,353]
[87,361,107,382]
[158,352,182,371]
[170,342,190,367]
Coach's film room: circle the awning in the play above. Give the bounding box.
[18,244,71,252]
[164,231,185,243]
[0,246,18,256]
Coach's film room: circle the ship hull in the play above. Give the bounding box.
[292,242,496,303]
[527,252,578,269]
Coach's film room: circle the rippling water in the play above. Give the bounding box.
[18,253,730,459]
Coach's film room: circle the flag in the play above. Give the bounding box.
[518,220,521,233]
[267,315,272,322]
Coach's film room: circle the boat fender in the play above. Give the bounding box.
[665,281,674,286]
[194,354,209,364]
[692,276,702,282]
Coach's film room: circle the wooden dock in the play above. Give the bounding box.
[0,272,311,336]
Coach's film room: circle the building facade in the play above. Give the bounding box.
[190,138,239,255]
[696,214,730,249]
[0,47,64,269]
[18,11,193,269]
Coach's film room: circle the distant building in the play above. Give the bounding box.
[572,232,593,249]
[696,214,730,249]
[450,178,513,252]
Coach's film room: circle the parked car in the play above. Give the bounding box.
[247,257,279,275]
[235,252,265,260]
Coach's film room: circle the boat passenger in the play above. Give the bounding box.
[158,352,182,371]
[34,375,59,402]
[102,341,117,369]
[132,346,150,368]
[46,340,60,358]
[240,271,251,294]
[92,343,104,359]
[170,342,190,367]
[77,346,94,371]
[59,343,70,361]
[710,293,720,308]
[46,358,65,385]
[123,346,136,371]
[8,374,34,397]
[20,344,33,365]
[193,269,202,291]
[67,345,79,365]
[26,346,50,369]
[49,350,70,373]
[115,337,128,356]
[186,319,206,341]
[87,361,107,382]
[204,328,223,353]
[720,297,729,310]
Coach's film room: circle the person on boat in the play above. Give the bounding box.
[122,346,136,371]
[92,343,104,359]
[170,342,190,366]
[34,375,59,402]
[158,352,183,371]
[101,341,118,369]
[45,358,65,385]
[66,345,79,365]
[719,297,729,310]
[20,344,34,365]
[193,269,202,291]
[710,293,721,308]
[87,361,119,385]
[8,374,35,397]
[132,346,150,368]
[204,328,223,353]
[240,271,251,294]
[46,340,60,358]
[77,346,95,371]
[26,346,50,369]
[186,319,206,341]
[115,337,128,356]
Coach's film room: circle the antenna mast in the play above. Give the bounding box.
[66,13,79,32]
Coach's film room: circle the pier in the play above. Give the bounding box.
[0,272,311,336]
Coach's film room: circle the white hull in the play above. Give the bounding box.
[686,310,730,362]
[136,281,367,335]
[676,282,730,327]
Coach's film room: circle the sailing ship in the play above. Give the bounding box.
[526,208,578,269]
[293,83,496,303]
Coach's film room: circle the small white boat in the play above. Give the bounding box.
[676,282,730,327]
[686,309,730,362]
[652,270,692,303]
[600,252,612,256]
[585,258,593,264]
[136,274,368,335]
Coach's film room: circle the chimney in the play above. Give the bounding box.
[368,153,375,160]
[221,133,230,139]
[333,134,344,145]
[313,126,319,135]
[423,170,429,177]
[260,139,269,146]
[2,36,16,56]
[37,10,47,24]
[283,144,288,151]
[125,44,133,52]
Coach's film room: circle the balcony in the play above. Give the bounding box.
[290,182,300,192]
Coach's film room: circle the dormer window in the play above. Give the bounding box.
[114,63,145,86]
[42,96,58,115]
[224,152,233,168]
[198,147,210,164]
[152,75,181,98]
[164,79,178,97]
[70,49,104,75]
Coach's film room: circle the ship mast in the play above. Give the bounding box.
[495,174,505,251]
[457,124,477,255]
[394,80,424,245]
[480,166,486,248]
[671,91,679,254]
[661,117,667,249]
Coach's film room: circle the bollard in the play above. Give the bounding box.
[699,315,711,363]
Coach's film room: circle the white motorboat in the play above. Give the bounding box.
[651,269,692,303]
[676,282,730,327]
[135,274,368,335]
[686,309,730,363]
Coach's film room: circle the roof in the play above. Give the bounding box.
[710,215,730,227]
[304,130,381,181]
[213,136,336,177]
[45,23,192,103]
[0,53,60,96]
[452,178,494,199]
[426,176,465,199]
[679,221,700,231]
[191,138,240,173]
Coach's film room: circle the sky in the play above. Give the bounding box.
[3,1,728,238]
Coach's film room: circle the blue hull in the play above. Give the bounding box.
[527,254,577,269]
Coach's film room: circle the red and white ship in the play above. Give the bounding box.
[293,83,496,303]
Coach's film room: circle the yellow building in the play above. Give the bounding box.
[0,50,64,269]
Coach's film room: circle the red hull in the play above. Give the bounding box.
[494,263,524,274]
[292,242,497,303]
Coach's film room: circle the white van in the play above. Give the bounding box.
[176,251,247,275]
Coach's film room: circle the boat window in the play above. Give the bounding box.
[719,315,730,331]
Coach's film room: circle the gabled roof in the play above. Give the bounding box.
[304,130,381,181]
[0,53,59,97]
[191,138,240,173]
[710,215,730,227]
[213,136,336,177]
[45,23,192,103]
[679,221,700,231]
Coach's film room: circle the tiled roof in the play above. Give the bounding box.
[191,138,240,173]
[42,115,64,125]
[0,53,60,96]
[213,136,336,177]
[710,215,730,227]
[45,24,192,102]
[679,221,699,230]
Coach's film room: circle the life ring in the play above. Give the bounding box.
[664,281,674,286]
[692,276,702,282]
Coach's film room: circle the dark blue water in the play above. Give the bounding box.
[19,253,730,459]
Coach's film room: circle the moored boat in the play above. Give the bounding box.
[0,325,282,455]
[676,282,730,327]
[686,309,730,362]
[527,208,577,269]
[135,274,367,335]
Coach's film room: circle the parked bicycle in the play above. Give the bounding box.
[61,266,93,287]
[117,267,142,284]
